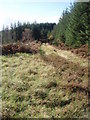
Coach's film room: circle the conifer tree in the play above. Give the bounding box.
[65,2,89,47]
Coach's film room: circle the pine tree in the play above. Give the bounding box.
[65,2,89,47]
[51,8,70,43]
[32,24,41,40]
[10,23,14,40]
[2,25,5,44]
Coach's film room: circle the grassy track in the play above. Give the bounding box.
[1,44,88,118]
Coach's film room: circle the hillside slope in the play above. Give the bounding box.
[1,43,89,118]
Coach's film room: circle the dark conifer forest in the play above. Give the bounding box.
[2,2,89,47]
[2,22,56,44]
[1,2,89,118]
[50,2,89,47]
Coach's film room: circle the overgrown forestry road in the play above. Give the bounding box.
[41,44,88,67]
[1,43,88,118]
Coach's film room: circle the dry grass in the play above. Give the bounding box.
[41,44,88,67]
[1,44,89,118]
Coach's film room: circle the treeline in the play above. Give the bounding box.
[50,2,89,47]
[2,22,56,44]
[2,2,89,47]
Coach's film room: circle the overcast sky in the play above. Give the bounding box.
[0,0,75,30]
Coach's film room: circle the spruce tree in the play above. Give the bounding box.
[51,8,70,43]
[65,2,89,47]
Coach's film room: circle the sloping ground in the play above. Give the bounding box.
[54,42,89,59]
[1,44,89,118]
[41,44,88,67]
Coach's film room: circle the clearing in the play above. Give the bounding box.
[1,43,89,118]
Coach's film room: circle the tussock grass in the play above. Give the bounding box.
[1,44,88,118]
[41,44,88,67]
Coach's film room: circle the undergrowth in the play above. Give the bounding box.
[1,44,88,118]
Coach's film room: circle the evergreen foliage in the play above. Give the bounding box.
[51,2,89,47]
[65,2,89,47]
[2,2,89,47]
[2,22,56,44]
